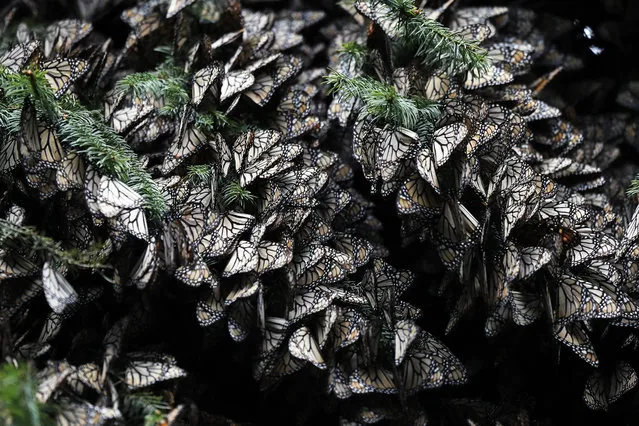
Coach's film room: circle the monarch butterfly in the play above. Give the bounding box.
[123,352,187,389]
[353,0,401,40]
[96,176,144,218]
[256,239,293,273]
[111,103,154,134]
[553,322,598,366]
[161,123,208,175]
[166,0,198,18]
[128,240,158,289]
[196,211,255,259]
[109,207,149,241]
[517,246,552,280]
[65,363,102,393]
[196,286,225,327]
[287,285,335,322]
[244,55,303,106]
[288,325,326,369]
[376,125,419,183]
[565,228,617,267]
[396,174,441,217]
[258,316,289,357]
[227,297,255,342]
[486,42,534,75]
[464,63,514,90]
[350,366,397,395]
[218,69,254,102]
[191,64,221,106]
[0,40,39,72]
[224,274,260,306]
[44,19,93,58]
[450,6,508,29]
[40,57,89,98]
[42,261,78,314]
[175,258,213,287]
[584,361,638,411]
[297,254,347,288]
[258,349,307,389]
[394,319,420,366]
[56,151,85,191]
[36,360,73,403]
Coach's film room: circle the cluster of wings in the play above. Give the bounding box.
[1,0,639,424]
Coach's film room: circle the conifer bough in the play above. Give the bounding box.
[370,0,489,75]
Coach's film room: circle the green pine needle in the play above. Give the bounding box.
[221,180,257,210]
[57,103,168,219]
[187,164,215,186]
[114,63,189,118]
[627,176,639,196]
[0,67,167,219]
[0,361,55,426]
[371,0,489,76]
[0,218,110,269]
[325,70,440,129]
[338,42,370,66]
[122,391,171,426]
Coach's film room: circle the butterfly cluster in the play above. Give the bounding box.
[1,0,639,425]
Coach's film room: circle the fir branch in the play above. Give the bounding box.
[0,218,110,269]
[221,180,257,210]
[325,70,439,129]
[0,361,55,426]
[57,102,168,219]
[373,0,489,75]
[195,110,238,133]
[338,42,370,66]
[0,67,167,219]
[627,176,639,196]
[187,164,214,186]
[114,63,189,119]
[121,391,171,426]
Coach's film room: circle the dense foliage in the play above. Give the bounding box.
[1,0,639,425]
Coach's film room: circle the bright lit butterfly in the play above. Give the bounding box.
[129,239,158,289]
[394,319,420,366]
[166,0,198,18]
[108,206,149,241]
[96,176,144,218]
[36,360,73,403]
[221,274,259,308]
[191,64,221,106]
[161,116,208,174]
[287,285,336,323]
[216,69,254,103]
[553,321,598,366]
[55,399,121,425]
[42,261,78,314]
[354,0,402,40]
[39,57,89,98]
[0,40,39,72]
[56,151,85,191]
[123,352,187,389]
[44,19,92,58]
[196,211,255,259]
[288,325,326,369]
[244,55,303,106]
